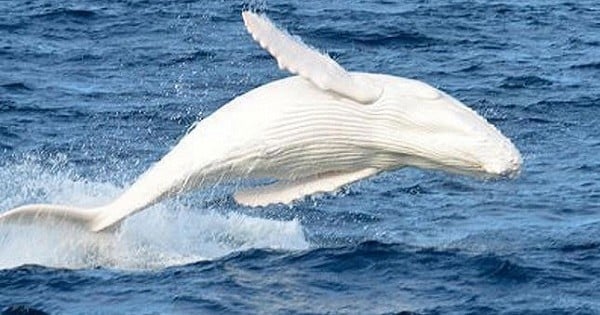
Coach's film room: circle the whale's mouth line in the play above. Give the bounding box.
[383,149,520,181]
[444,163,521,180]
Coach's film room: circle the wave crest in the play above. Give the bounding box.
[0,156,309,270]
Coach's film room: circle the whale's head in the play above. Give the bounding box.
[371,75,522,179]
[240,11,521,180]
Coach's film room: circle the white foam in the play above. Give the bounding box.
[0,156,309,270]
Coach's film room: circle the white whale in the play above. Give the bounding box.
[0,12,521,232]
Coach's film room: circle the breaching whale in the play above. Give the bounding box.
[0,12,521,232]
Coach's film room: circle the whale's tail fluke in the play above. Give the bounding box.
[0,203,122,232]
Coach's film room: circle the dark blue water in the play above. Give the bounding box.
[1,0,599,314]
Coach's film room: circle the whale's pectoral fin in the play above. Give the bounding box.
[242,11,382,104]
[234,168,379,207]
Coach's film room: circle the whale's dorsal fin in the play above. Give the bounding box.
[242,11,382,104]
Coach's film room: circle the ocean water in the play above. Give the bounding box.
[0,0,599,314]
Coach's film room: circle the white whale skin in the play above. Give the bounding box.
[0,12,521,232]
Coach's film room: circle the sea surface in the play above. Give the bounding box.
[0,0,599,314]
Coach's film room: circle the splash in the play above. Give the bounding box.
[0,156,309,270]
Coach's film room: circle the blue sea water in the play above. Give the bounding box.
[0,0,599,313]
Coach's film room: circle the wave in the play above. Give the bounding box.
[380,184,430,197]
[570,61,600,70]
[0,83,32,92]
[499,75,553,89]
[31,8,97,20]
[160,49,220,67]
[0,156,309,270]
[531,96,600,110]
[1,305,49,315]
[315,26,435,48]
[211,239,540,282]
[471,254,538,283]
